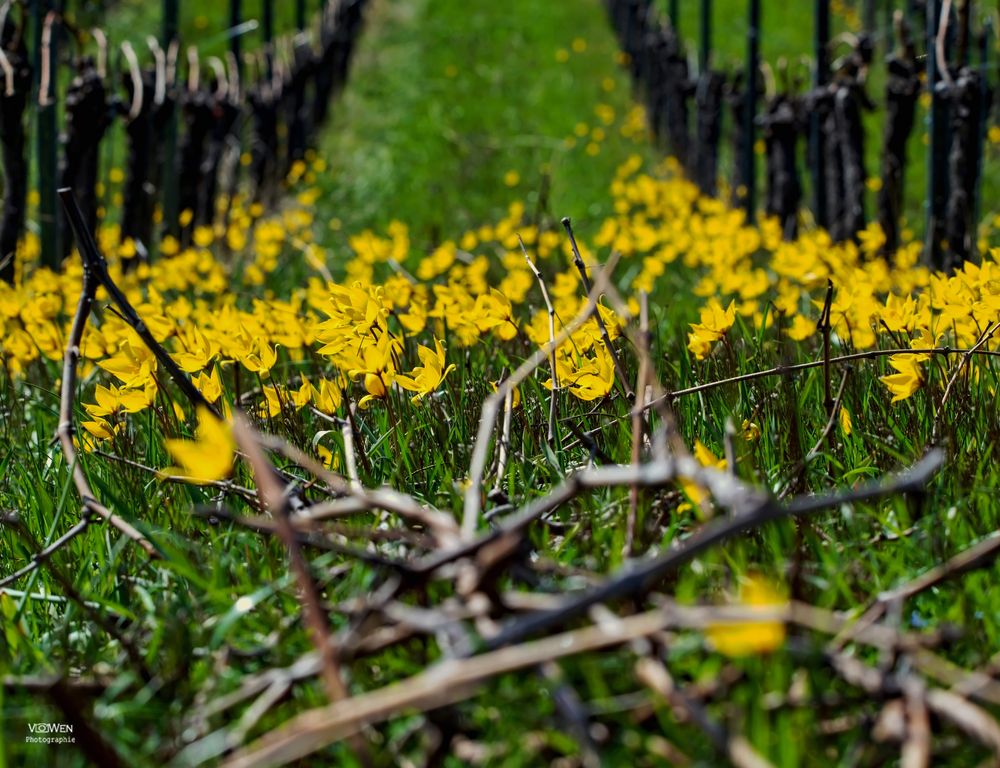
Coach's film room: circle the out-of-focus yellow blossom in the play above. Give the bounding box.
[490,380,522,409]
[839,407,853,436]
[260,385,285,418]
[741,420,761,442]
[786,314,815,341]
[705,576,787,657]
[417,241,456,281]
[81,418,123,441]
[239,338,278,376]
[174,325,219,373]
[472,289,518,340]
[313,377,343,414]
[678,441,727,516]
[162,408,235,483]
[346,332,400,408]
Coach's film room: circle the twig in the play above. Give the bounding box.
[339,412,362,488]
[818,280,835,416]
[902,679,931,768]
[461,252,621,539]
[220,608,680,768]
[490,384,514,502]
[60,189,217,417]
[625,292,651,557]
[479,450,944,651]
[92,449,258,501]
[345,402,372,477]
[256,432,460,546]
[636,657,774,768]
[426,436,769,582]
[882,530,1000,606]
[561,217,633,400]
[191,507,417,572]
[805,369,850,462]
[0,514,92,589]
[57,192,159,557]
[832,649,1000,755]
[232,415,353,715]
[519,235,559,444]
[837,531,1000,651]
[640,345,1000,412]
[934,321,1000,438]
[219,593,989,768]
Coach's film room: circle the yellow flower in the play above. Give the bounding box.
[741,419,761,442]
[293,379,315,409]
[98,335,157,389]
[193,226,214,248]
[705,576,787,657]
[786,314,815,341]
[687,299,736,360]
[471,289,518,341]
[260,385,284,417]
[396,339,456,403]
[546,343,615,401]
[857,222,885,255]
[398,297,428,334]
[347,332,399,408]
[161,407,235,483]
[490,380,522,409]
[677,441,727,517]
[313,377,343,415]
[83,383,155,418]
[880,354,924,403]
[416,241,457,280]
[188,368,221,404]
[174,325,219,373]
[239,338,277,376]
[81,418,121,441]
[839,407,853,436]
[362,373,387,402]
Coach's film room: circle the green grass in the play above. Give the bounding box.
[2,1,1000,766]
[311,0,999,252]
[313,0,657,241]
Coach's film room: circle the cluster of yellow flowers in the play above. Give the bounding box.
[2,131,998,478]
[596,155,998,400]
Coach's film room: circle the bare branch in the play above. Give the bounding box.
[519,235,559,444]
[461,251,621,538]
[480,450,944,651]
[232,415,352,710]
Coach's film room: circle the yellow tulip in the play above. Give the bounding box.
[161,408,235,483]
[705,576,787,657]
